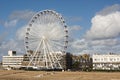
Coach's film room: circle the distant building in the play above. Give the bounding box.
[93,54,120,70]
[65,52,73,70]
[0,62,3,69]
[2,50,24,69]
[79,55,92,71]
[60,52,72,70]
[72,54,92,71]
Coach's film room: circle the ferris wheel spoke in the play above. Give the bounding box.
[46,13,51,23]
[27,32,41,37]
[52,44,63,49]
[49,17,54,24]
[42,14,46,25]
[27,40,39,45]
[47,14,52,24]
[27,42,40,46]
[51,39,63,42]
[27,38,41,43]
[50,41,64,48]
[27,39,43,67]
[28,30,39,36]
[50,39,64,44]
[27,39,40,45]
[28,35,42,40]
[28,36,41,40]
[52,45,63,51]
[28,33,41,39]
[37,15,42,25]
[50,15,55,23]
[50,40,64,51]
[31,27,39,33]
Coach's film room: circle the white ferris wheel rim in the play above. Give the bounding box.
[24,10,68,54]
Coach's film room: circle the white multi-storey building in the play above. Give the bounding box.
[93,54,120,70]
[2,50,24,69]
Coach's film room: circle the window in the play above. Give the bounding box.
[94,59,97,61]
[117,58,119,61]
[101,58,103,61]
[114,58,116,61]
[110,58,113,61]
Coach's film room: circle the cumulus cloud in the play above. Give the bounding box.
[16,25,27,40]
[97,4,120,16]
[0,10,36,59]
[85,12,120,40]
[0,32,8,43]
[66,16,82,23]
[0,25,26,55]
[69,25,82,31]
[85,5,120,40]
[91,39,120,46]
[0,25,26,58]
[0,39,25,58]
[4,19,18,27]
[0,10,35,28]
[71,39,88,49]
[70,4,120,54]
[70,38,120,54]
[9,10,36,21]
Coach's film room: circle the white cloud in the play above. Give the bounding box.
[0,32,8,43]
[4,19,18,27]
[65,16,82,23]
[70,38,120,54]
[0,39,25,58]
[0,10,35,28]
[85,11,120,40]
[97,4,120,15]
[2,25,26,54]
[16,25,27,40]
[71,4,120,54]
[85,4,120,40]
[9,10,36,21]
[69,25,81,31]
[0,10,35,60]
[71,39,88,49]
[91,39,120,46]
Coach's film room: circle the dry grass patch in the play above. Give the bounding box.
[0,70,120,80]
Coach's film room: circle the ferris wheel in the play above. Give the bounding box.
[24,10,68,70]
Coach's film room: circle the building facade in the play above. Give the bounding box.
[71,54,92,71]
[2,51,24,69]
[93,54,120,70]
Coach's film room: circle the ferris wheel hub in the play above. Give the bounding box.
[42,36,46,39]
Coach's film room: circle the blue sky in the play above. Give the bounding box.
[0,0,119,34]
[0,0,120,59]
